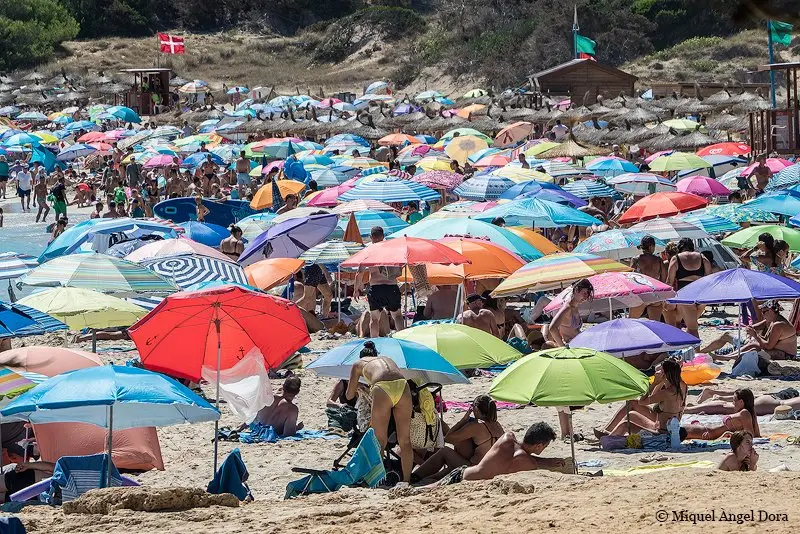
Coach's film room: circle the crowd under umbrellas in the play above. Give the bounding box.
[2,78,800,505]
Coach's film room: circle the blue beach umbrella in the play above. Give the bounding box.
[65,120,99,133]
[500,181,586,206]
[106,106,141,124]
[574,230,667,260]
[746,189,800,217]
[178,221,231,247]
[326,134,369,147]
[454,174,515,200]
[308,338,469,385]
[239,213,338,267]
[336,210,409,237]
[474,198,601,228]
[680,213,741,234]
[338,178,440,203]
[2,133,40,147]
[56,143,97,161]
[16,111,48,122]
[585,157,639,177]
[767,164,800,191]
[562,180,619,200]
[309,168,350,188]
[0,301,67,339]
[182,152,225,168]
[517,188,588,208]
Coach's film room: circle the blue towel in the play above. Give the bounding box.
[0,516,26,534]
[239,424,338,444]
[284,428,385,499]
[208,448,250,501]
[44,454,123,504]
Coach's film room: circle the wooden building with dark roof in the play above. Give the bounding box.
[528,59,638,104]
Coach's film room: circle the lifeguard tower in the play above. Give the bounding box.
[750,62,800,155]
[120,68,172,116]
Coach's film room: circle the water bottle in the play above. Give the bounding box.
[667,417,681,449]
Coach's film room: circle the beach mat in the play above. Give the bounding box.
[238,423,339,444]
[681,414,775,426]
[604,460,715,476]
[444,401,521,412]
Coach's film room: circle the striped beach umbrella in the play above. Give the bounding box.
[491,253,632,297]
[336,211,409,237]
[19,253,178,296]
[0,368,37,401]
[299,240,365,265]
[766,164,800,191]
[0,252,38,281]
[629,218,709,240]
[574,230,667,261]
[309,168,350,188]
[338,178,440,203]
[679,213,740,235]
[562,180,618,200]
[607,173,676,195]
[454,174,515,200]
[0,301,67,339]
[331,200,396,215]
[142,256,247,290]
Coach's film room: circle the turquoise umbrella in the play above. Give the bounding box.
[336,210,409,237]
[106,106,141,124]
[473,198,601,228]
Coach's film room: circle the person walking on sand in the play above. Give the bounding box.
[15,165,32,212]
[33,176,49,223]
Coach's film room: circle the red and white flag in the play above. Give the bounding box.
[158,33,185,55]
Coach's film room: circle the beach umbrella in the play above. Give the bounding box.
[2,133,40,147]
[574,230,667,260]
[473,198,601,228]
[391,218,543,261]
[394,324,522,369]
[179,80,209,94]
[64,120,99,133]
[125,237,231,264]
[336,211,409,237]
[338,179,440,203]
[442,128,490,141]
[618,192,707,224]
[745,190,800,217]
[299,240,365,265]
[0,368,38,402]
[18,287,147,330]
[505,227,562,254]
[491,253,631,297]
[445,135,489,165]
[701,203,778,223]
[472,154,512,168]
[669,268,800,304]
[182,152,225,168]
[250,140,304,160]
[766,164,800,191]
[307,338,469,385]
[128,285,308,469]
[106,106,141,123]
[141,255,247,290]
[244,258,305,291]
[675,176,731,197]
[662,118,700,131]
[411,170,465,190]
[456,103,486,119]
[585,157,639,177]
[523,141,560,158]
[143,154,179,168]
[378,133,418,146]
[331,200,396,215]
[499,181,582,203]
[489,347,649,471]
[19,253,178,296]
[340,237,470,269]
[0,346,102,376]
[721,225,800,251]
[308,169,350,188]
[462,88,488,99]
[494,122,533,148]
[0,365,219,486]
[239,213,338,267]
[543,271,675,315]
[271,207,333,225]
[490,167,554,183]
[416,156,453,172]
[55,143,97,161]
[399,237,525,285]
[17,111,48,122]
[738,158,792,177]
[562,180,618,200]
[536,160,594,178]
[0,301,67,339]
[304,185,354,207]
[679,213,740,235]
[177,222,231,248]
[454,174,515,200]
[570,319,700,358]
[607,173,676,195]
[648,152,712,172]
[238,214,275,241]
[629,218,709,240]
[696,142,751,157]
[250,180,307,210]
[0,252,38,281]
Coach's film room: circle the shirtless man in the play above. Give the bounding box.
[423,285,459,320]
[219,225,245,260]
[458,294,498,336]
[748,155,772,196]
[235,150,251,199]
[353,226,404,337]
[33,176,50,223]
[254,377,303,437]
[276,194,299,215]
[629,235,664,321]
[437,422,571,484]
[718,431,758,472]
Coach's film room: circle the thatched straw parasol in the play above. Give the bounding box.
[675,99,715,115]
[664,130,722,150]
[538,135,605,158]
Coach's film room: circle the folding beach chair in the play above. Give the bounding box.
[42,454,125,504]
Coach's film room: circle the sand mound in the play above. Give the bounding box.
[63,487,240,515]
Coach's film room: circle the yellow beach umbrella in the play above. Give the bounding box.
[18,287,147,330]
[491,167,554,183]
[444,135,489,166]
[506,227,563,255]
[250,180,307,209]
[418,156,455,172]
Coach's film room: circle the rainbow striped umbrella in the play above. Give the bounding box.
[0,368,36,401]
[19,252,178,296]
[491,253,631,296]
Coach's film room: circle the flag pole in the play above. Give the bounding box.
[573,6,579,59]
[768,20,777,108]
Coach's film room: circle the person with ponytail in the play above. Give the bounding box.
[411,395,504,483]
[683,388,761,440]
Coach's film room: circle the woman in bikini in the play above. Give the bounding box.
[718,431,758,471]
[219,225,245,261]
[542,278,594,348]
[411,395,504,483]
[683,388,760,440]
[597,358,687,437]
[686,387,800,417]
[346,341,413,482]
[666,238,711,338]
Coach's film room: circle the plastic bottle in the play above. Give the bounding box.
[667,416,681,449]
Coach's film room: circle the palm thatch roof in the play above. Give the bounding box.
[674,99,714,115]
[538,135,605,158]
[664,130,722,150]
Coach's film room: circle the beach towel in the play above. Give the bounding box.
[43,454,123,504]
[444,401,521,412]
[604,461,715,476]
[284,428,385,499]
[238,423,339,444]
[201,350,272,423]
[207,448,251,501]
[680,414,774,426]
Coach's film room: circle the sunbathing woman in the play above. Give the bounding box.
[596,358,687,437]
[411,395,504,483]
[346,341,413,482]
[682,388,760,440]
[686,387,800,417]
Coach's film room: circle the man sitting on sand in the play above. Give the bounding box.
[254,377,303,437]
[458,293,498,336]
[436,422,572,485]
[423,285,459,320]
[718,431,758,472]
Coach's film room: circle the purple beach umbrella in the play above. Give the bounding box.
[668,268,800,304]
[238,213,338,267]
[570,318,700,358]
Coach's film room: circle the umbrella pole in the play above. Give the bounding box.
[568,411,577,475]
[402,263,408,330]
[737,306,743,361]
[92,330,97,353]
[337,266,341,323]
[626,401,631,435]
[452,283,462,322]
[213,318,222,475]
[106,405,114,488]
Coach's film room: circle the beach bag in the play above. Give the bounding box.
[409,410,438,451]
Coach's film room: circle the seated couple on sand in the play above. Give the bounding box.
[430,422,573,485]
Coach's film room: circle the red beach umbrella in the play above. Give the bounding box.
[618,192,707,224]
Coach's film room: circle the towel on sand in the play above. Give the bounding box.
[604,461,715,476]
[444,401,521,412]
[681,415,773,426]
[239,423,339,444]
[208,448,251,501]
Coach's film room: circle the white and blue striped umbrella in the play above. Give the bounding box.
[0,252,38,281]
[563,180,619,200]
[336,210,409,237]
[680,213,741,235]
[338,178,440,203]
[766,164,800,191]
[454,174,515,200]
[310,168,350,188]
[360,165,390,177]
[142,256,247,290]
[56,143,97,161]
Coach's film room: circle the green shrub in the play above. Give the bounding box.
[689,59,715,72]
[0,0,80,70]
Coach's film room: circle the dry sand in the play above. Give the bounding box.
[8,315,800,533]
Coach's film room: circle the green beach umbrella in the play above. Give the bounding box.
[393,324,523,369]
[721,225,800,251]
[648,152,711,172]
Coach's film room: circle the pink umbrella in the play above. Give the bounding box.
[143,154,179,168]
[738,158,793,177]
[317,98,342,109]
[261,160,284,175]
[305,185,354,207]
[411,170,464,190]
[676,176,731,197]
[544,271,675,314]
[644,150,674,164]
[555,99,571,110]
[473,154,511,168]
[469,201,500,212]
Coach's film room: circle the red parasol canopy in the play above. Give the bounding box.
[340,237,471,268]
[618,192,707,224]
[695,142,751,157]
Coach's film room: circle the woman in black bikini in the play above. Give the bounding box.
[666,238,711,338]
[411,395,503,482]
